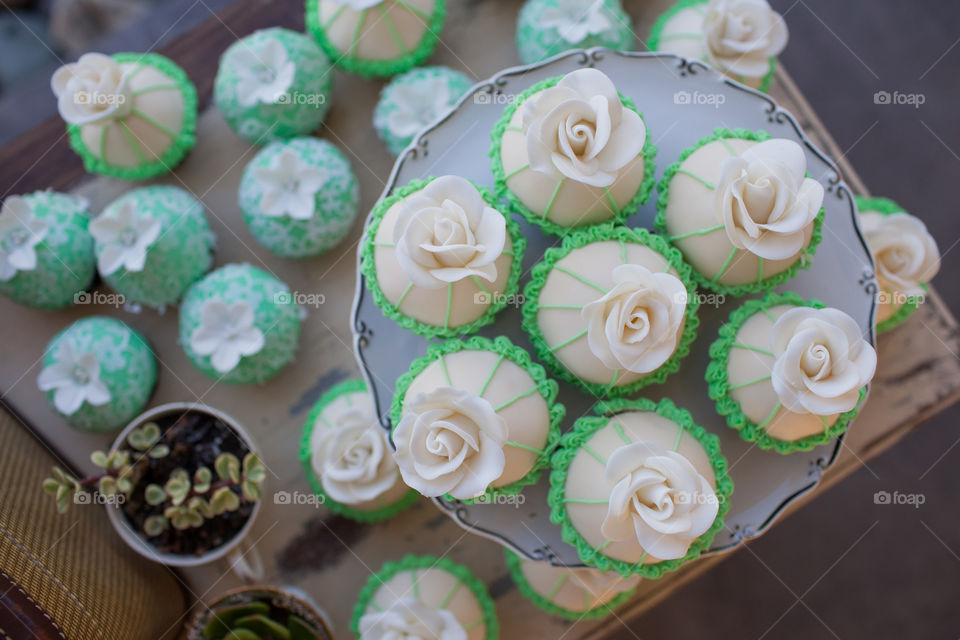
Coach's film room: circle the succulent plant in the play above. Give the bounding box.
[42,421,266,539]
[202,598,325,640]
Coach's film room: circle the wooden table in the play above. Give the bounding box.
[1,1,958,638]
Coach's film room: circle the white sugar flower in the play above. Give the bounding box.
[0,196,48,282]
[51,53,133,126]
[253,148,327,220]
[233,39,296,108]
[386,76,453,138]
[358,598,466,640]
[189,300,266,373]
[38,342,111,415]
[311,408,399,504]
[89,200,161,276]
[541,0,614,44]
[703,0,788,78]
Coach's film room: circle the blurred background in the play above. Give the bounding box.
[0,0,957,637]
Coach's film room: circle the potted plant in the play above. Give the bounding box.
[184,585,333,640]
[42,402,266,568]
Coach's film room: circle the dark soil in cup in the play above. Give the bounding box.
[120,409,254,556]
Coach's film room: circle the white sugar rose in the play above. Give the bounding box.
[601,441,718,561]
[393,387,507,500]
[523,68,646,188]
[393,175,507,290]
[860,212,940,298]
[51,53,133,126]
[716,138,824,261]
[312,408,399,504]
[703,0,788,78]
[770,307,877,415]
[582,264,687,374]
[358,598,466,640]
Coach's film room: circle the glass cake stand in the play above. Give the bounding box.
[351,49,877,567]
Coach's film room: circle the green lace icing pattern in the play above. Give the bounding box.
[521,225,700,396]
[390,335,565,503]
[42,316,157,433]
[854,195,923,333]
[515,0,634,65]
[647,0,776,93]
[65,53,197,180]
[547,397,733,578]
[238,137,359,258]
[503,549,637,620]
[97,185,214,309]
[360,177,527,339]
[179,263,301,384]
[705,291,868,453]
[490,76,658,237]
[214,28,333,145]
[350,554,498,639]
[654,127,825,296]
[0,191,95,310]
[306,0,446,78]
[298,379,419,522]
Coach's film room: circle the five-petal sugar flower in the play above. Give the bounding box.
[601,440,718,561]
[233,38,296,108]
[770,307,876,416]
[0,196,48,282]
[860,211,940,299]
[540,0,614,44]
[311,407,399,504]
[716,138,824,261]
[393,175,507,290]
[253,148,327,220]
[523,68,646,188]
[89,200,161,276]
[37,343,111,415]
[703,0,788,79]
[582,264,687,374]
[386,76,454,139]
[358,598,466,640]
[393,387,508,500]
[189,300,266,373]
[51,53,133,126]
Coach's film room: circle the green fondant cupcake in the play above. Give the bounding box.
[37,316,157,433]
[351,555,498,640]
[0,191,95,309]
[238,137,360,258]
[179,263,301,384]
[549,397,733,578]
[51,52,197,179]
[706,292,876,453]
[90,185,214,310]
[299,379,418,522]
[373,66,473,156]
[516,0,633,65]
[214,27,334,145]
[306,0,446,78]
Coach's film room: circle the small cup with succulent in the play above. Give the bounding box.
[185,585,332,640]
[43,407,265,560]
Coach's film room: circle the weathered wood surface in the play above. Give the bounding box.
[1,1,958,638]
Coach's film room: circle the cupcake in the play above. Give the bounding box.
[515,0,633,65]
[0,191,95,309]
[706,292,877,453]
[856,196,940,332]
[352,555,497,640]
[361,175,525,338]
[300,379,418,521]
[391,336,563,502]
[214,27,334,145]
[238,137,360,258]
[491,68,656,235]
[656,128,825,295]
[179,263,301,384]
[306,0,446,78]
[373,66,473,156]
[522,226,699,396]
[648,0,788,92]
[50,52,197,179]
[549,398,732,577]
[504,550,640,619]
[90,185,214,309]
[37,316,157,433]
